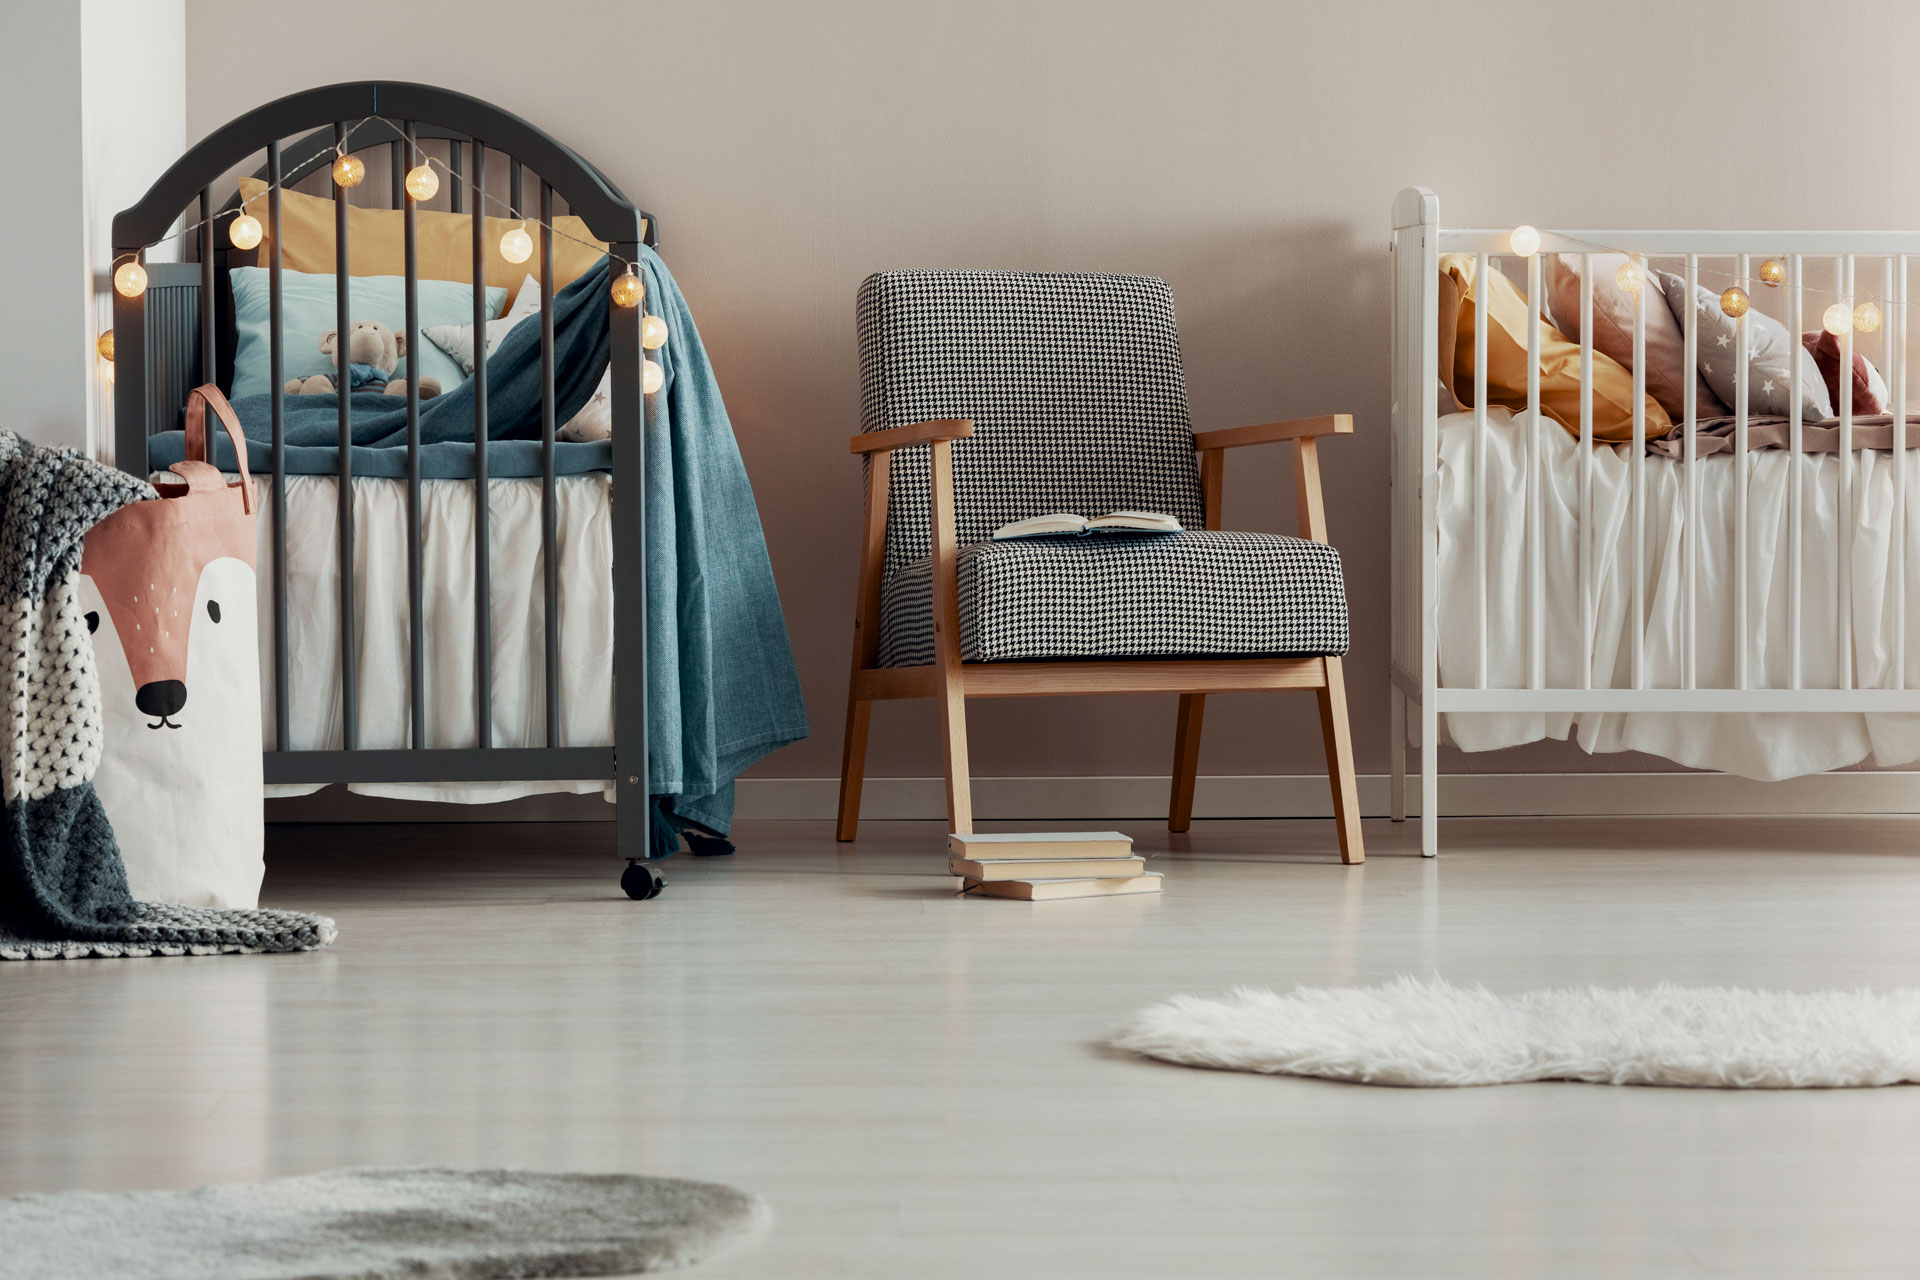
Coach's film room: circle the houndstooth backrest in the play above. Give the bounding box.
[857,271,1204,578]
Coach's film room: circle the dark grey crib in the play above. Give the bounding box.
[111,81,664,899]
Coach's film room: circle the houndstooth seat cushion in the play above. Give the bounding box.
[877,531,1349,665]
[857,269,1348,666]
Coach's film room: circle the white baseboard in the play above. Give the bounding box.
[737,772,1920,821]
[263,772,1920,823]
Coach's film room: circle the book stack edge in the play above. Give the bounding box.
[947,831,1162,901]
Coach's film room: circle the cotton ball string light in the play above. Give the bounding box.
[1823,302,1852,336]
[1508,225,1541,257]
[499,224,533,265]
[404,163,439,201]
[642,359,665,394]
[96,330,114,361]
[1758,259,1785,288]
[1614,258,1642,297]
[332,153,365,188]
[641,314,668,350]
[1854,301,1882,333]
[611,267,644,309]
[1719,286,1749,318]
[228,213,262,250]
[113,260,148,298]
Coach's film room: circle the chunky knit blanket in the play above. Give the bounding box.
[0,431,334,960]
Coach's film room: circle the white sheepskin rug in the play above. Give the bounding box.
[1112,976,1920,1088]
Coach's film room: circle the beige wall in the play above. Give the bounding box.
[183,0,1920,786]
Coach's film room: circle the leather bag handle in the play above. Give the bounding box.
[181,384,256,515]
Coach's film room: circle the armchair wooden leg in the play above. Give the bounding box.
[1169,693,1205,832]
[938,681,973,835]
[836,694,872,841]
[1316,656,1364,864]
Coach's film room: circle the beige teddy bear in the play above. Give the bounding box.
[283,319,443,398]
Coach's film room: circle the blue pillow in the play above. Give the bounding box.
[229,266,506,401]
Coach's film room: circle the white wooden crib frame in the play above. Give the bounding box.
[1388,186,1918,856]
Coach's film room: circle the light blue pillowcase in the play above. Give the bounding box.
[228,266,506,400]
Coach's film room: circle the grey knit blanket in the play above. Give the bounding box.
[0,431,334,960]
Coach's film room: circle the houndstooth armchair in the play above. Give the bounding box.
[838,271,1362,863]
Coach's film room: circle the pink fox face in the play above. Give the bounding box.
[80,471,257,729]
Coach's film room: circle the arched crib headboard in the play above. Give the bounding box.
[107,81,658,876]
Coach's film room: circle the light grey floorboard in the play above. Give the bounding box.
[5,815,1920,1278]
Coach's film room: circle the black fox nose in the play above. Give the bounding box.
[135,680,187,718]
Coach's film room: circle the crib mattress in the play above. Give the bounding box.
[248,473,616,804]
[1435,408,1920,780]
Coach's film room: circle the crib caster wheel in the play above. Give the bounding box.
[621,861,666,901]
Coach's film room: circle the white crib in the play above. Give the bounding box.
[1388,187,1920,855]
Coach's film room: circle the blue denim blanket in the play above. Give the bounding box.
[154,251,807,840]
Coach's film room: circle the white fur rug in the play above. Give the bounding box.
[1112,976,1920,1088]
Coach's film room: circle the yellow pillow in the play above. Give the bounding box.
[1436,252,1670,443]
[235,177,627,313]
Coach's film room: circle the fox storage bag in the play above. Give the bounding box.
[79,386,263,908]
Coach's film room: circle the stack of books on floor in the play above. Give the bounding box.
[948,831,1162,900]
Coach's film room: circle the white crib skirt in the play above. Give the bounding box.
[250,473,616,804]
[1436,409,1920,780]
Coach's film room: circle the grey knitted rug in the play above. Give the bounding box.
[0,431,332,959]
[0,1167,769,1280]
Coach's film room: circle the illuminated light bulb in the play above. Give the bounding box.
[332,153,365,188]
[1508,224,1541,257]
[610,269,643,308]
[113,261,148,298]
[404,163,439,201]
[1823,302,1851,336]
[228,213,263,250]
[641,314,668,350]
[642,358,665,394]
[1614,259,1642,297]
[499,224,533,264]
[96,329,114,362]
[1719,286,1749,318]
[1854,301,1882,333]
[1758,258,1785,287]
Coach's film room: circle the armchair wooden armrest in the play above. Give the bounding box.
[849,418,975,455]
[1192,414,1352,452]
[1190,414,1352,546]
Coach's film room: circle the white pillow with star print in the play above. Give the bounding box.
[1651,270,1831,422]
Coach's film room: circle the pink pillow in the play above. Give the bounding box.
[1545,254,1727,420]
[1801,331,1889,415]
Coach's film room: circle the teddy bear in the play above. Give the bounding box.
[283,319,442,398]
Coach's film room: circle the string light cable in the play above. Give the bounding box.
[107,115,662,383]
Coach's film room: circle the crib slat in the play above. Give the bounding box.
[1839,255,1855,691]
[268,141,289,753]
[540,182,560,747]
[1789,254,1804,690]
[1683,254,1699,690]
[1473,251,1488,689]
[198,189,214,385]
[1525,252,1543,690]
[389,139,403,211]
[511,161,524,219]
[404,121,425,751]
[333,122,357,751]
[609,239,649,854]
[1580,254,1595,690]
[1631,257,1646,691]
[471,140,493,749]
[1735,253,1750,691]
[1897,257,1909,692]
[448,140,463,214]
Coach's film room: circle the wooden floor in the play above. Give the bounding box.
[6,815,1920,1278]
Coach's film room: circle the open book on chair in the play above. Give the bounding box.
[991,510,1184,541]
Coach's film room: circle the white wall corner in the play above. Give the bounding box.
[80,0,187,462]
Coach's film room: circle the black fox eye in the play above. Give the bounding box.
[85,611,99,634]
[207,600,221,623]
